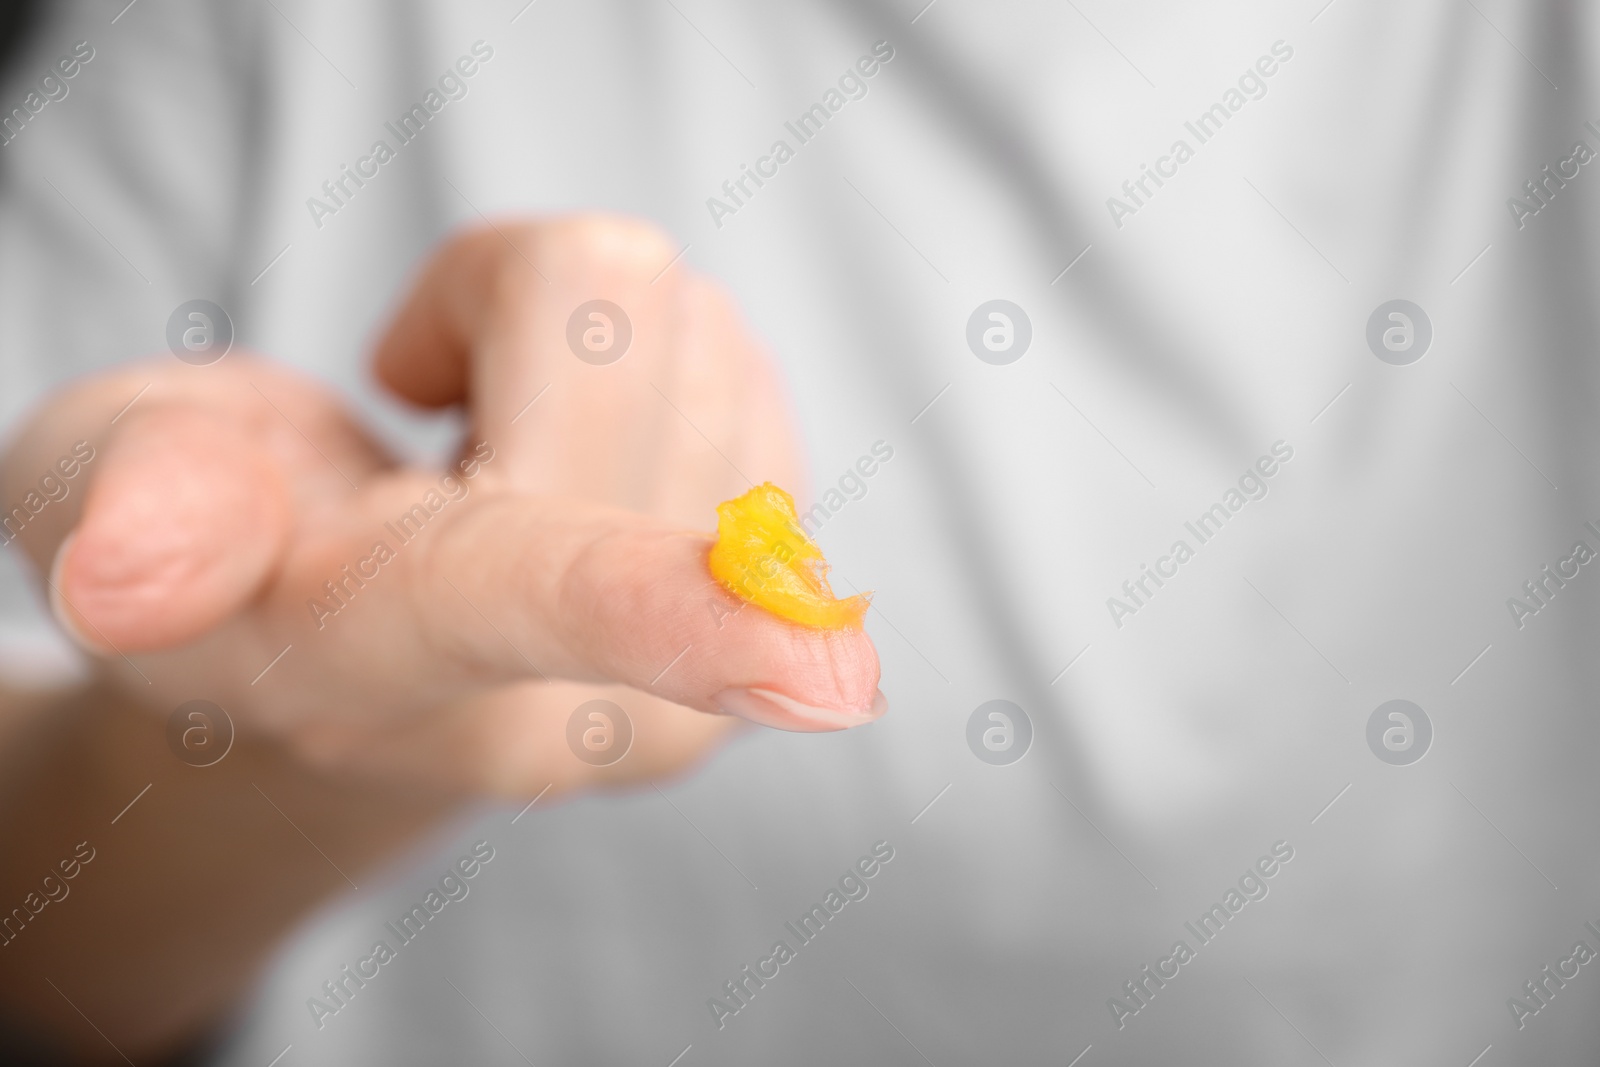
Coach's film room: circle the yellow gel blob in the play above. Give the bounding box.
[708,483,870,630]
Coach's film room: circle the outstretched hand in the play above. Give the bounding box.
[4,217,885,800]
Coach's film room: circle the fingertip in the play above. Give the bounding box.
[59,408,292,653]
[713,685,887,732]
[725,608,883,714]
[370,228,499,410]
[47,531,111,654]
[563,520,884,716]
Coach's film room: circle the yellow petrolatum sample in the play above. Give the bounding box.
[708,483,869,630]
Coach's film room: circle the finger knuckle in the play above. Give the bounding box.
[545,214,678,286]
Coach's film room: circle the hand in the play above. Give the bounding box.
[3,216,885,801]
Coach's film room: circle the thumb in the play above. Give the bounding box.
[408,494,885,732]
[52,405,293,654]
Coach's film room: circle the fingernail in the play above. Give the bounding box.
[713,687,887,733]
[48,532,103,652]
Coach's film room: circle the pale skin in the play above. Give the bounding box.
[0,217,883,1062]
